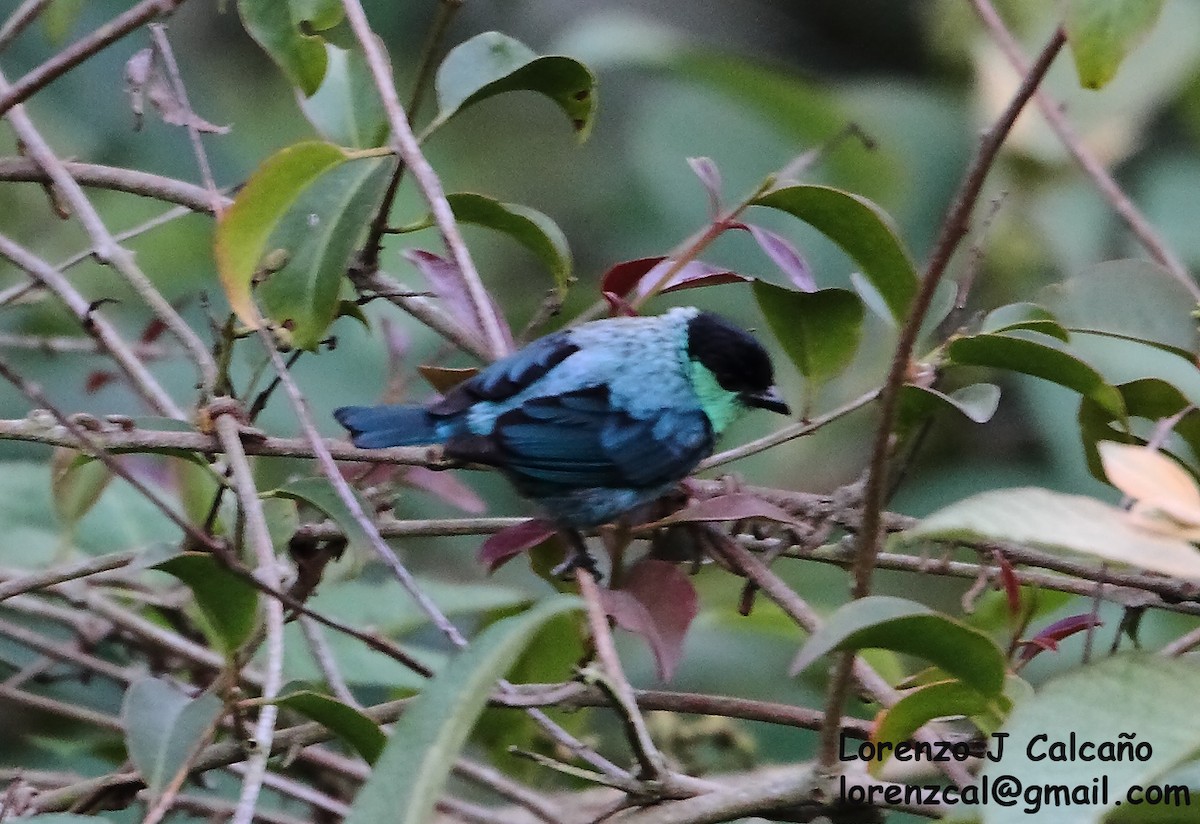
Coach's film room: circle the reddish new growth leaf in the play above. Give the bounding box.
[736,223,815,292]
[599,558,699,681]
[687,156,723,218]
[646,492,799,529]
[85,370,117,394]
[599,256,750,308]
[404,250,514,348]
[478,518,557,573]
[1017,614,1104,662]
[993,550,1021,618]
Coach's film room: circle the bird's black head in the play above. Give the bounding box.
[685,311,790,414]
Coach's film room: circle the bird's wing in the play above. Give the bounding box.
[449,386,713,489]
[429,333,578,415]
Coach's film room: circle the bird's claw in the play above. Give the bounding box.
[552,548,602,582]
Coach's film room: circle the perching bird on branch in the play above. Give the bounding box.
[334,307,790,574]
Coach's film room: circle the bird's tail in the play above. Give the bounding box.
[333,405,443,449]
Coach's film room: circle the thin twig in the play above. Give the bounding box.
[359,0,463,269]
[0,0,54,51]
[819,25,1067,771]
[147,24,223,216]
[0,69,218,394]
[0,355,213,545]
[971,0,1198,299]
[577,569,670,782]
[0,551,137,602]
[0,157,221,212]
[0,0,187,117]
[0,233,183,417]
[697,387,879,471]
[214,413,286,824]
[340,0,510,359]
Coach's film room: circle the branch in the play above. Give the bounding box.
[214,412,286,824]
[0,0,186,118]
[0,234,183,417]
[821,24,1067,770]
[339,0,510,359]
[0,68,218,394]
[0,0,53,51]
[147,23,223,216]
[971,0,1198,299]
[0,157,222,212]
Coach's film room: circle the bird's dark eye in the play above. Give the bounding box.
[686,312,775,393]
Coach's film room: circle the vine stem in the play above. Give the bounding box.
[816,25,1068,770]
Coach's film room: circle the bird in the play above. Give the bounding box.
[334,306,790,575]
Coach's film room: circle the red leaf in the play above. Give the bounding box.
[740,223,814,292]
[687,156,722,218]
[600,256,750,301]
[402,466,487,514]
[478,518,557,573]
[85,371,117,394]
[645,493,798,529]
[1017,614,1103,662]
[993,550,1021,617]
[599,558,698,681]
[139,317,168,345]
[404,250,513,347]
[601,257,664,298]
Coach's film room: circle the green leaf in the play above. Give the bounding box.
[51,449,112,531]
[752,281,863,396]
[305,577,532,637]
[23,817,117,824]
[977,654,1200,823]
[873,680,1008,772]
[156,553,260,656]
[980,302,1069,342]
[1045,259,1200,353]
[947,331,1126,419]
[901,487,1200,583]
[258,155,394,349]
[275,688,385,763]
[898,383,1001,426]
[1065,0,1167,89]
[237,0,343,96]
[122,678,223,800]
[751,184,918,322]
[445,193,573,295]
[300,43,389,148]
[427,32,597,140]
[1079,378,1200,481]
[42,0,85,44]
[790,596,1006,696]
[343,596,581,824]
[267,476,371,550]
[214,141,349,329]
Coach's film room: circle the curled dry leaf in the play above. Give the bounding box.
[1098,441,1200,541]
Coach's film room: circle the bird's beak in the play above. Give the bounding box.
[741,386,790,415]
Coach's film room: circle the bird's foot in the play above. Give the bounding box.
[554,530,602,582]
